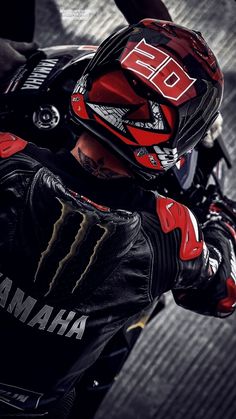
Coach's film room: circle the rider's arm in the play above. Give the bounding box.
[170,198,236,318]
[114,0,172,24]
[144,194,236,318]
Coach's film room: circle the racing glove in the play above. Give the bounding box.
[203,192,236,315]
[173,192,236,317]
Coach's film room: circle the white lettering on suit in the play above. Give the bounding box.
[0,273,88,340]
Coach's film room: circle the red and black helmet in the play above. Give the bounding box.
[71,19,224,178]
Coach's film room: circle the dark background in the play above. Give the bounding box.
[34,1,236,418]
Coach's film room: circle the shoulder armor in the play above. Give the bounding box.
[156,195,203,261]
[0,132,28,158]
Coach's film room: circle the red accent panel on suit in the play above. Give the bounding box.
[0,132,27,158]
[81,196,110,212]
[68,190,110,212]
[156,196,203,261]
[217,278,236,313]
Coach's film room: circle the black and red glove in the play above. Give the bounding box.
[173,192,236,318]
[203,193,236,316]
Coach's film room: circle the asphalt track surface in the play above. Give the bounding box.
[35,1,236,418]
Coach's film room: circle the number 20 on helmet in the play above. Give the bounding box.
[71,19,224,179]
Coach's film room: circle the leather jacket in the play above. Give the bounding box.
[0,135,233,414]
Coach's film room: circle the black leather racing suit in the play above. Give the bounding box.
[0,135,234,416]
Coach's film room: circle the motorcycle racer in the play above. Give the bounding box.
[0,8,236,419]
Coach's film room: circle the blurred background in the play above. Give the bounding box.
[33,1,236,418]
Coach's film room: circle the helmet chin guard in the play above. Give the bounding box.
[71,19,223,178]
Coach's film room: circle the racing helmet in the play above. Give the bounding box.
[71,19,224,178]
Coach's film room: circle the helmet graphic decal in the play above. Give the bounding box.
[74,74,88,95]
[121,38,197,102]
[126,102,165,130]
[134,145,179,171]
[87,101,166,134]
[87,103,130,134]
[153,146,179,169]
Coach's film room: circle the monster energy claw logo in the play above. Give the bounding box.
[34,198,110,296]
[0,197,115,340]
